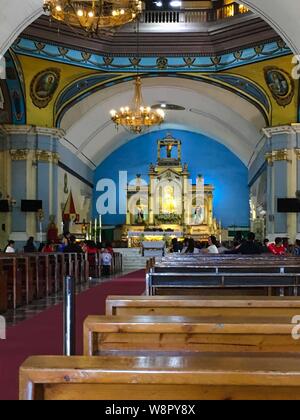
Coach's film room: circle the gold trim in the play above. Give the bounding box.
[36,150,60,164]
[273,149,288,161]
[265,152,273,165]
[10,149,29,161]
[295,149,300,160]
[265,149,288,164]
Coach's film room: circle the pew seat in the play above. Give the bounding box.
[20,354,300,400]
[106,295,300,317]
[83,315,300,356]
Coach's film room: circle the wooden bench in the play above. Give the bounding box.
[106,295,300,318]
[0,253,93,313]
[20,354,300,400]
[83,315,300,356]
[146,255,300,296]
[146,271,300,296]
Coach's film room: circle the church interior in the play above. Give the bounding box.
[1,0,300,401]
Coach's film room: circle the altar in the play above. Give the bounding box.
[123,134,221,247]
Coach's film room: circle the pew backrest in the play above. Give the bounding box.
[20,354,300,400]
[83,315,299,356]
[106,295,300,317]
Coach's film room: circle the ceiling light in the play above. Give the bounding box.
[169,1,181,8]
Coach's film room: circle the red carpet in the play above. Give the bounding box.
[0,270,146,401]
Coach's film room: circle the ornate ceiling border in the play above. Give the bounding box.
[12,37,291,74]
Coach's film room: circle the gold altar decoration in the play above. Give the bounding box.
[124,133,221,246]
[43,1,143,35]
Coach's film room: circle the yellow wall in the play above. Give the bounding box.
[229,54,299,126]
[18,53,299,129]
[18,55,94,127]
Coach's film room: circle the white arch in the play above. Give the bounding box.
[1,1,300,57]
[59,77,266,167]
[236,0,300,55]
[0,0,43,57]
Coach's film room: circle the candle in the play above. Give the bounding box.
[99,215,102,243]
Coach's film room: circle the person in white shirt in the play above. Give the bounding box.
[101,248,113,276]
[206,235,219,254]
[4,240,16,253]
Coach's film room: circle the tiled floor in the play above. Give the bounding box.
[2,271,133,327]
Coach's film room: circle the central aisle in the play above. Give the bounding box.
[0,271,146,401]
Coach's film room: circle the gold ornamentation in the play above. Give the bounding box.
[43,1,142,36]
[110,77,165,134]
[10,149,29,160]
[36,150,60,164]
[30,68,61,109]
[264,66,295,107]
[295,149,300,160]
[265,149,288,164]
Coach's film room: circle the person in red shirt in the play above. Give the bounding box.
[42,241,55,253]
[268,237,286,255]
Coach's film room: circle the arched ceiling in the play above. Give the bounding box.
[0,1,300,57]
[59,77,265,168]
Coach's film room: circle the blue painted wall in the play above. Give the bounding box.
[93,130,250,228]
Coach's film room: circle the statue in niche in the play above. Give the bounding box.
[136,206,144,224]
[166,143,173,158]
[193,206,205,225]
[47,215,59,243]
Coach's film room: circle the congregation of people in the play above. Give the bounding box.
[0,235,114,276]
[169,233,300,256]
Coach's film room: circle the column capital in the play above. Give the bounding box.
[265,149,289,164]
[262,124,300,138]
[10,149,29,161]
[36,150,60,164]
[0,125,65,138]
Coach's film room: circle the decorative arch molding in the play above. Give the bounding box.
[236,0,300,55]
[4,50,26,125]
[55,72,271,127]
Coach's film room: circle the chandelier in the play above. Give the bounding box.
[43,1,143,35]
[110,76,165,134]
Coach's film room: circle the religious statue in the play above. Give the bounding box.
[47,216,59,243]
[166,143,173,158]
[163,186,176,214]
[193,206,204,225]
[136,206,144,224]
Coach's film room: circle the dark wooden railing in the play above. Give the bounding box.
[0,252,123,313]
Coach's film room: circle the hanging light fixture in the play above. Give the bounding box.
[110,76,165,134]
[43,1,143,35]
[110,19,165,133]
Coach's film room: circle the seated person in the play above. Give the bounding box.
[24,237,36,253]
[261,238,270,253]
[268,237,286,255]
[202,235,219,254]
[4,240,16,253]
[170,238,180,253]
[230,232,262,255]
[184,238,200,254]
[42,241,55,253]
[63,236,83,254]
[293,239,300,256]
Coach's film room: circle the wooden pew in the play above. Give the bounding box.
[0,253,91,313]
[83,315,300,356]
[106,295,300,318]
[20,354,300,400]
[0,261,8,313]
[146,271,300,296]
